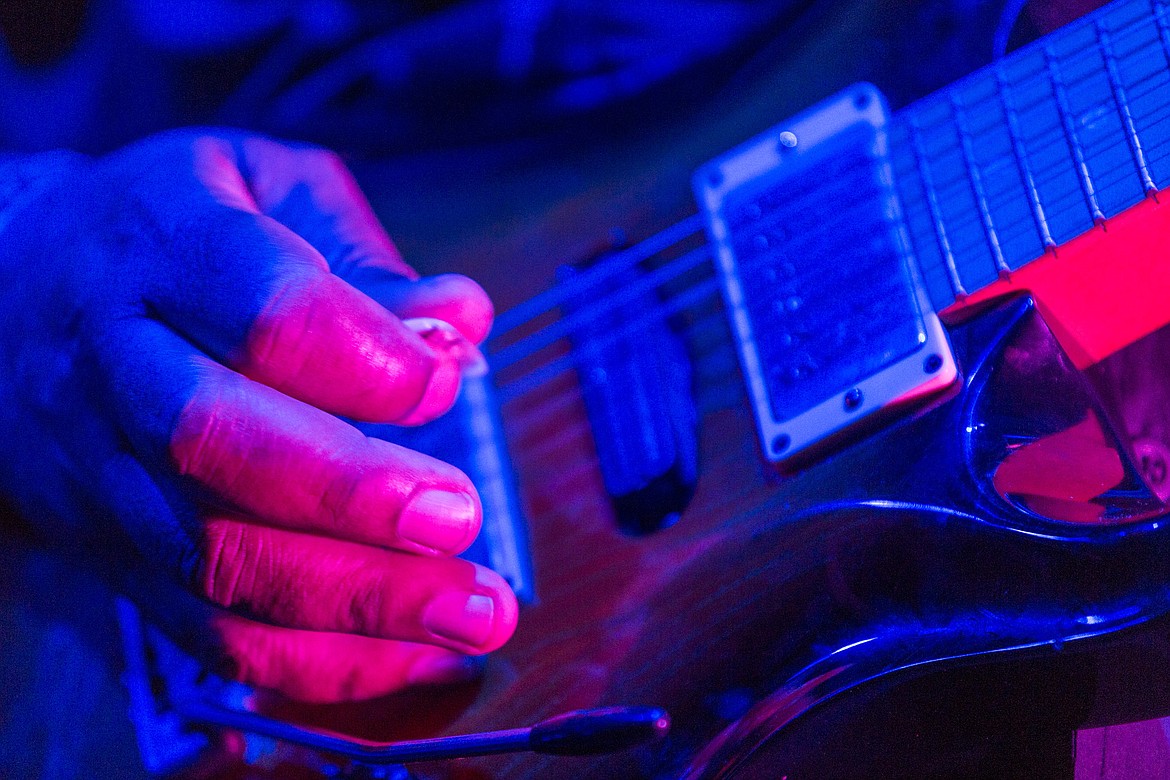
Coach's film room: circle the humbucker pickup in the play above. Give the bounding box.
[694,84,960,465]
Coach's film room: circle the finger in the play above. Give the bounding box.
[226,140,494,345]
[197,516,520,654]
[345,269,495,346]
[214,618,481,703]
[173,354,481,553]
[143,207,460,424]
[94,317,481,555]
[233,138,414,277]
[124,559,482,703]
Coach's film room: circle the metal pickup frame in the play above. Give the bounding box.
[695,84,958,465]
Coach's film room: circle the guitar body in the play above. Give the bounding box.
[309,298,1170,780]
[6,300,1170,779]
[7,0,1170,777]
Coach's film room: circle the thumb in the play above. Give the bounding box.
[345,269,495,346]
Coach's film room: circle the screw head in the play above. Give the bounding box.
[778,131,798,149]
[843,388,863,411]
[923,354,943,374]
[1136,438,1170,501]
[772,434,791,454]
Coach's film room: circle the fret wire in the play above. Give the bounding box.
[996,65,1056,247]
[494,84,1157,352]
[1044,44,1107,222]
[949,94,1010,274]
[905,116,965,298]
[1156,0,1170,71]
[489,0,1170,376]
[496,114,1164,374]
[954,145,1162,243]
[1097,20,1158,193]
[498,140,1170,395]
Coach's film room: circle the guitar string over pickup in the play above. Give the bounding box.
[694,84,959,466]
[558,255,698,535]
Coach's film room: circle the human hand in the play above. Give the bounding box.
[0,130,518,702]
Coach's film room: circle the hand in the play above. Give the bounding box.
[0,130,518,702]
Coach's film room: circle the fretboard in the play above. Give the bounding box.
[487,0,1170,400]
[892,0,1170,312]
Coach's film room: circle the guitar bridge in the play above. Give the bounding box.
[694,84,959,465]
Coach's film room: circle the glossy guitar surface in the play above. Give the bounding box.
[369,304,1170,780]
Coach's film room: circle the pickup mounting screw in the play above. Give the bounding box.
[923,354,943,374]
[772,434,791,454]
[843,388,863,411]
[778,131,798,149]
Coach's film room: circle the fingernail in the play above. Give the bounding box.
[406,653,485,686]
[404,317,488,377]
[398,490,476,553]
[396,349,462,426]
[423,592,495,648]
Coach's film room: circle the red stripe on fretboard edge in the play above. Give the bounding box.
[941,190,1170,370]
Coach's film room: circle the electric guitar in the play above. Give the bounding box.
[8,0,1170,777]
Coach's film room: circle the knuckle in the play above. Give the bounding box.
[170,375,248,488]
[243,270,332,388]
[307,458,360,533]
[171,382,223,478]
[343,569,391,637]
[309,147,347,174]
[214,624,267,684]
[245,276,307,377]
[198,519,263,611]
[213,619,302,695]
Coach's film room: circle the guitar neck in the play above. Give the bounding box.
[489,0,1170,395]
[892,0,1170,364]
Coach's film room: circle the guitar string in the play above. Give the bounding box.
[489,6,1170,729]
[492,155,1161,443]
[484,8,1170,435]
[490,151,954,380]
[488,151,899,370]
[487,4,1170,369]
[489,169,874,373]
[491,69,1169,362]
[491,105,1170,405]
[499,307,736,445]
[490,166,1167,405]
[492,118,1169,407]
[491,214,706,334]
